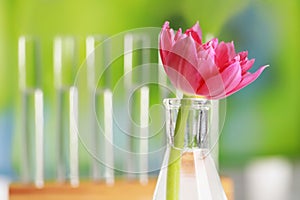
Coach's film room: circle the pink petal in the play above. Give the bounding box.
[221,61,242,93]
[197,58,218,79]
[164,66,199,95]
[226,41,236,59]
[198,38,218,60]
[226,65,269,97]
[215,42,230,69]
[198,61,242,99]
[241,59,255,74]
[162,21,170,30]
[238,51,248,60]
[184,21,202,44]
[167,36,198,70]
[174,28,184,41]
[197,45,215,60]
[215,41,236,70]
[206,38,218,49]
[196,73,226,98]
[159,22,175,51]
[162,36,200,95]
[159,23,175,64]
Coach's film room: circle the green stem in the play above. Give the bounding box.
[166,96,191,200]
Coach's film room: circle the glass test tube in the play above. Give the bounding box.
[139,86,149,184]
[95,89,114,185]
[86,35,111,181]
[123,34,135,179]
[18,36,44,187]
[69,87,79,186]
[103,90,114,185]
[123,34,151,178]
[53,36,79,186]
[124,34,151,86]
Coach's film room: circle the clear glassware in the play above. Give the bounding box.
[18,36,44,187]
[53,36,79,186]
[153,98,227,200]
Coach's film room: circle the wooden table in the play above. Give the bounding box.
[10,178,234,200]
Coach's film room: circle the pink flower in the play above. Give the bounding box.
[159,21,268,99]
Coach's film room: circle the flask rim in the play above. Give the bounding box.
[163,98,211,110]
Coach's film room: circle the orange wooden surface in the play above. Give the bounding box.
[10,178,234,200]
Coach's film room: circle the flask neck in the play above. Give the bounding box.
[164,98,211,150]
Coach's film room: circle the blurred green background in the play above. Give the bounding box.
[0,0,300,180]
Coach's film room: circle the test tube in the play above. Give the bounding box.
[86,36,111,181]
[18,36,41,90]
[69,87,79,187]
[124,34,133,89]
[34,90,44,188]
[123,34,134,179]
[103,89,114,185]
[139,86,149,185]
[53,36,79,185]
[86,35,111,89]
[123,34,151,178]
[124,34,151,86]
[18,36,44,187]
[94,89,114,184]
